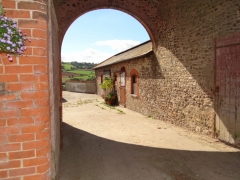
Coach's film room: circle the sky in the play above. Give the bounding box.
[61,9,150,64]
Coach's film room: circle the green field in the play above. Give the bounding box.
[62,63,76,71]
[67,69,94,75]
[62,69,95,83]
[61,62,96,83]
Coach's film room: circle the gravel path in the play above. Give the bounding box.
[59,91,240,180]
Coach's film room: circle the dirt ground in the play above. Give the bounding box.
[59,91,240,180]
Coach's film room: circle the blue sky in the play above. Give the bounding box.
[61,9,150,63]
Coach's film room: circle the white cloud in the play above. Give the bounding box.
[95,40,140,52]
[61,48,113,63]
[61,40,141,63]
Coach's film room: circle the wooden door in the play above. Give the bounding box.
[119,70,126,107]
[215,32,240,144]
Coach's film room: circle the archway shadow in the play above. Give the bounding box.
[59,122,240,180]
[55,0,240,145]
[62,98,67,103]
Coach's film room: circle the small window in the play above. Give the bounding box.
[132,74,136,94]
[120,67,126,86]
[103,69,111,78]
[101,74,103,83]
[130,69,139,97]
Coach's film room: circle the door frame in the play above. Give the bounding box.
[119,67,126,107]
[214,31,240,144]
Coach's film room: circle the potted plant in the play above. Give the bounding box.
[100,77,116,105]
[100,77,113,91]
[104,91,116,105]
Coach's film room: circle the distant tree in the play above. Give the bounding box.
[62,61,98,70]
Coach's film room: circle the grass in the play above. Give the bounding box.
[62,63,76,71]
[62,76,92,83]
[101,102,126,114]
[62,77,71,83]
[116,109,125,114]
[68,69,95,75]
[147,114,155,119]
[63,98,95,108]
[62,69,95,83]
[95,104,105,110]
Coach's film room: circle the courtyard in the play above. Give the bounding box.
[59,92,240,180]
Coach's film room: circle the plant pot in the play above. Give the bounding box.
[105,99,113,105]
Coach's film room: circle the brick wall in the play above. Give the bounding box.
[0,0,51,179]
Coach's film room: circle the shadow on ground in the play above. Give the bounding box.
[62,98,67,103]
[59,122,240,180]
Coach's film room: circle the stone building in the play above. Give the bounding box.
[94,40,215,136]
[0,0,240,179]
[94,40,152,105]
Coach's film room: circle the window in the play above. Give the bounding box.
[100,74,103,83]
[132,74,136,94]
[130,69,139,97]
[103,69,111,79]
[120,67,126,86]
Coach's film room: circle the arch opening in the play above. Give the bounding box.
[59,8,156,50]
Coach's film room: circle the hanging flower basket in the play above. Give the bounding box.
[0,13,29,61]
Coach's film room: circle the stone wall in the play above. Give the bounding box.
[98,0,240,138]
[48,0,61,179]
[66,81,96,94]
[96,49,215,135]
[154,0,240,135]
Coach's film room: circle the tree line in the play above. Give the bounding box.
[62,61,98,70]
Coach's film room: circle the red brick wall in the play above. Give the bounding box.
[0,0,51,179]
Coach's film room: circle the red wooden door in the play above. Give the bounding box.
[119,69,126,107]
[215,32,240,145]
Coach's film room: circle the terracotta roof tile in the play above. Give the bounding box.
[93,40,152,69]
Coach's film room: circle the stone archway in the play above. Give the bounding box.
[57,0,159,50]
[50,1,162,179]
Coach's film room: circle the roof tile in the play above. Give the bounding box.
[93,40,152,69]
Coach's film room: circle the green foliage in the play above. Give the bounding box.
[102,103,125,114]
[100,77,116,105]
[70,61,98,69]
[0,14,29,61]
[100,77,114,90]
[0,1,3,15]
[61,63,76,71]
[61,61,98,71]
[68,69,94,75]
[104,91,116,101]
[62,62,95,82]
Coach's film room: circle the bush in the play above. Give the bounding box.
[100,77,113,90]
